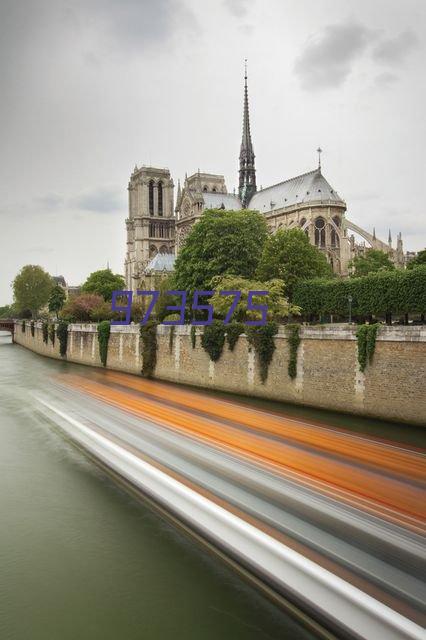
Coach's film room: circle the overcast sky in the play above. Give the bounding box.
[1,0,425,304]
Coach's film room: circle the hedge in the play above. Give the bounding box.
[292,266,426,318]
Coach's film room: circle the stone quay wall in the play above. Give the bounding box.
[13,321,426,426]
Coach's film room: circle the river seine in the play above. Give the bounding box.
[0,334,318,640]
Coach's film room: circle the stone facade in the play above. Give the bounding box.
[125,166,175,290]
[15,322,426,426]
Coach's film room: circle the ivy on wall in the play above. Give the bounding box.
[30,321,35,337]
[287,324,301,379]
[140,320,157,378]
[356,324,379,372]
[201,320,226,362]
[169,326,175,353]
[98,320,111,367]
[21,321,25,333]
[49,323,55,346]
[57,321,69,357]
[42,322,49,344]
[190,325,196,349]
[247,322,278,383]
[226,322,244,351]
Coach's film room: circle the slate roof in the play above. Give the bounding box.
[145,253,175,272]
[248,169,345,213]
[202,192,242,211]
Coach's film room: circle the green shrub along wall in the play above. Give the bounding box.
[247,323,278,383]
[293,266,426,319]
[98,321,111,367]
[57,322,69,357]
[356,324,379,372]
[287,325,301,379]
[140,321,157,378]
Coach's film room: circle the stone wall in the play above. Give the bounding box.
[14,321,426,426]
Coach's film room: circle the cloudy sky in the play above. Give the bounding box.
[1,0,425,304]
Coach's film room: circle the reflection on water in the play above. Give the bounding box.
[0,335,315,640]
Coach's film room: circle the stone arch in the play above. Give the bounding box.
[149,245,157,257]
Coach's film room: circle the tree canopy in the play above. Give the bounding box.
[256,228,333,298]
[209,275,299,322]
[407,249,426,270]
[81,268,125,301]
[60,293,112,322]
[173,209,268,292]
[13,265,53,317]
[349,249,394,277]
[48,284,66,316]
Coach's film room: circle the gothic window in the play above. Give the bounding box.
[333,216,340,227]
[149,245,157,257]
[159,224,165,238]
[149,180,154,216]
[314,217,326,248]
[160,245,167,254]
[203,186,208,192]
[331,227,339,248]
[149,222,154,237]
[300,218,306,228]
[212,187,217,192]
[158,181,163,216]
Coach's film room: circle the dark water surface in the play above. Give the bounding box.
[0,335,317,640]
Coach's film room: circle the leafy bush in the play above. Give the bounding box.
[356,324,379,372]
[190,325,196,349]
[201,320,225,362]
[169,326,175,353]
[247,322,278,383]
[97,321,111,367]
[49,323,55,346]
[59,293,105,322]
[293,266,426,318]
[226,322,244,351]
[30,321,35,337]
[287,324,301,378]
[57,321,69,357]
[140,321,157,378]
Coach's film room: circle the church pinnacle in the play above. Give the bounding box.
[239,60,257,207]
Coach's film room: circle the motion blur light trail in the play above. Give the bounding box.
[61,373,425,524]
[37,369,426,637]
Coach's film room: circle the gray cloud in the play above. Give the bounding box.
[35,194,64,210]
[294,22,371,91]
[223,0,252,18]
[375,71,398,87]
[71,186,126,213]
[372,30,419,65]
[82,0,197,54]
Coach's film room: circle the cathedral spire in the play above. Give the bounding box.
[239,60,256,207]
[388,229,392,246]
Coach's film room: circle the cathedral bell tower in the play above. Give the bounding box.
[238,62,257,207]
[125,166,175,290]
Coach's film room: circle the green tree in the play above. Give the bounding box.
[209,275,299,322]
[173,209,268,292]
[349,249,395,277]
[48,284,66,317]
[0,305,13,318]
[13,265,53,318]
[256,228,332,298]
[407,249,426,270]
[81,268,125,301]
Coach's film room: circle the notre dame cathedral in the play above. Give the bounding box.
[124,70,404,291]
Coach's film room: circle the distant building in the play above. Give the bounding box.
[124,69,406,291]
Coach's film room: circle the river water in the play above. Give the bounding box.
[0,334,317,640]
